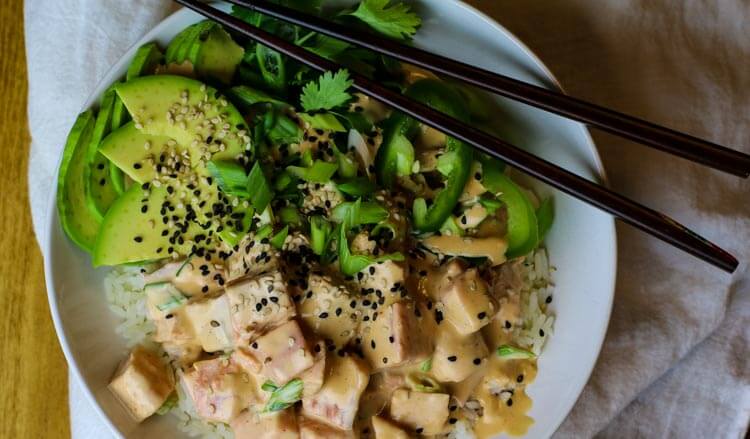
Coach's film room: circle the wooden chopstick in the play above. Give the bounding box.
[223,0,750,179]
[174,0,738,273]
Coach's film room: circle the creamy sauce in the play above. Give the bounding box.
[473,358,537,438]
[421,235,508,266]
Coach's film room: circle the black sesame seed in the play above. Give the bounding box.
[449,418,458,424]
[505,320,512,329]
[202,285,209,293]
[314,344,321,353]
[370,340,376,349]
[319,312,329,319]
[473,358,481,365]
[210,320,220,327]
[447,355,457,362]
[539,329,545,337]
[251,342,258,349]
[369,266,375,275]
[517,374,524,383]
[255,303,262,311]
[382,357,388,364]
[336,308,342,316]
[546,295,553,304]
[388,336,394,343]
[133,163,142,169]
[477,311,487,320]
[141,205,148,213]
[133,236,143,243]
[507,398,513,407]
[99,178,106,186]
[416,428,423,434]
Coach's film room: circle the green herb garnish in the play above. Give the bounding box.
[496,345,536,360]
[262,378,304,413]
[300,69,353,112]
[349,0,421,40]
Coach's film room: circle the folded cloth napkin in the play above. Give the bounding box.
[25,0,749,438]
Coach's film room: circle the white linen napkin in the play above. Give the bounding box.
[24,0,749,438]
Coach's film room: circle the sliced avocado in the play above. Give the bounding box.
[114,75,249,165]
[85,90,119,219]
[193,25,244,84]
[57,111,100,251]
[127,42,164,81]
[109,43,166,195]
[166,21,244,84]
[99,122,176,184]
[109,160,127,195]
[165,22,200,65]
[93,184,201,266]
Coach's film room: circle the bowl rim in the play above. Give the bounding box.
[41,2,618,437]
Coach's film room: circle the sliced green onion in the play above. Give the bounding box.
[261,380,278,392]
[206,160,249,198]
[246,162,273,212]
[263,378,303,413]
[175,255,194,277]
[310,216,332,256]
[332,148,359,178]
[406,372,442,393]
[496,345,536,360]
[156,393,178,415]
[274,171,294,191]
[287,160,338,183]
[479,196,504,215]
[299,112,346,132]
[279,206,303,226]
[255,224,273,241]
[338,221,404,276]
[336,177,376,197]
[439,215,464,237]
[270,226,289,250]
[331,200,389,227]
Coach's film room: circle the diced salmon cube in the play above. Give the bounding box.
[371,415,410,439]
[431,322,488,383]
[180,357,261,423]
[300,341,327,398]
[108,346,175,422]
[225,271,296,343]
[389,389,449,435]
[183,293,234,352]
[298,274,359,348]
[298,416,357,439]
[231,408,299,439]
[361,300,431,370]
[302,355,370,430]
[227,233,280,282]
[248,320,315,385]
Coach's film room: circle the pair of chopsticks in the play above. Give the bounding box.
[175,0,748,273]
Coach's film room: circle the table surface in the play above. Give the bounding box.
[0,1,71,438]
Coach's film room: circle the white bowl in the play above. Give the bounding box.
[43,1,617,438]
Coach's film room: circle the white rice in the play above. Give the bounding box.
[103,249,554,438]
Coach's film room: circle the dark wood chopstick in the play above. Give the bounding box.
[223,0,750,179]
[175,0,738,273]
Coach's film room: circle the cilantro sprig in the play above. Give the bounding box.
[349,0,421,40]
[300,69,354,112]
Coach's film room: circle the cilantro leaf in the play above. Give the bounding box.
[300,69,354,112]
[349,0,421,40]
